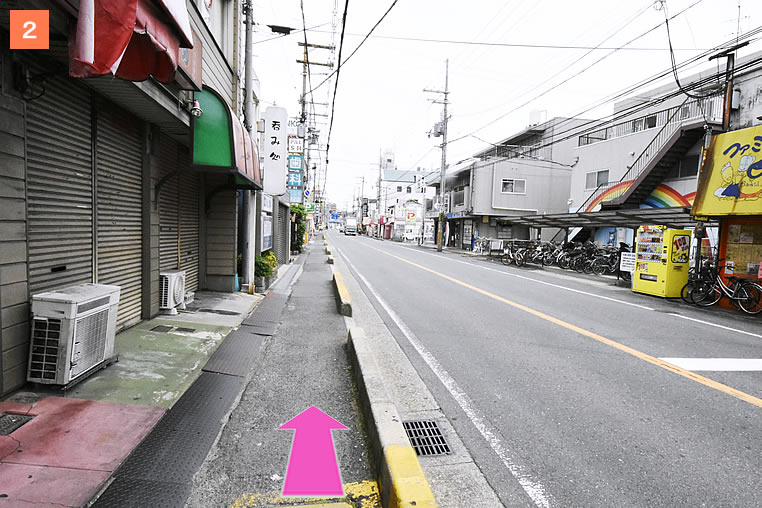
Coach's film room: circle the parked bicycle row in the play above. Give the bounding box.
[474,238,632,281]
[681,258,762,314]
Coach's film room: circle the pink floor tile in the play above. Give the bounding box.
[0,463,110,506]
[1,397,164,471]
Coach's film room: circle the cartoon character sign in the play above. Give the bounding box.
[713,155,762,200]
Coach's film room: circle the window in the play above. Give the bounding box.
[396,186,402,192]
[406,186,412,193]
[501,178,526,194]
[666,154,700,179]
[585,170,609,190]
[645,115,657,129]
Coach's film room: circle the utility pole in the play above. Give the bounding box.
[378,149,383,240]
[425,60,449,252]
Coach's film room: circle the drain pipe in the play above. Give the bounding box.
[243,0,256,288]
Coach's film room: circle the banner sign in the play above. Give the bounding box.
[287,172,303,187]
[261,213,273,251]
[289,188,303,204]
[288,136,304,153]
[692,125,762,216]
[288,155,303,171]
[263,107,288,195]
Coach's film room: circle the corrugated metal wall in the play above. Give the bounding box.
[179,151,200,292]
[26,76,93,294]
[158,135,180,272]
[96,103,143,328]
[277,202,290,264]
[0,59,29,395]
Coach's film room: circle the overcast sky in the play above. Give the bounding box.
[250,0,762,211]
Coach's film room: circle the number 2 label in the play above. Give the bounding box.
[10,11,49,50]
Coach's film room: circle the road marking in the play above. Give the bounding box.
[339,249,553,508]
[658,358,762,371]
[396,244,655,311]
[369,246,762,410]
[398,244,762,341]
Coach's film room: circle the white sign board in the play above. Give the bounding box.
[262,194,273,213]
[288,136,304,153]
[619,252,637,272]
[263,106,287,195]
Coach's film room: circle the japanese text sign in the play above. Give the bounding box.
[263,106,287,195]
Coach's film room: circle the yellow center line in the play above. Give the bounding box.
[374,247,762,410]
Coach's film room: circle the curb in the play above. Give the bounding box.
[332,271,352,317]
[347,327,437,508]
[327,255,334,264]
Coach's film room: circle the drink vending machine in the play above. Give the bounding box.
[632,225,691,298]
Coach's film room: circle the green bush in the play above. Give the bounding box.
[291,204,307,252]
[263,250,278,270]
[254,255,272,277]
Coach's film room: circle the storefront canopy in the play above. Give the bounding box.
[510,207,718,230]
[191,87,262,189]
[70,0,193,83]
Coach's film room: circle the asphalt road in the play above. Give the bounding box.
[329,231,762,508]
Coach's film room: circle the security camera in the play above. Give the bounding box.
[190,100,203,118]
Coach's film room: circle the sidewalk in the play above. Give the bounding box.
[0,274,274,506]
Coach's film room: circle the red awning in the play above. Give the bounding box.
[70,0,193,83]
[230,107,262,187]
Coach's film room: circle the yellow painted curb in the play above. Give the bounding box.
[332,271,352,317]
[386,445,437,507]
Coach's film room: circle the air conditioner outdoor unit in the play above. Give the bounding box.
[27,283,120,386]
[160,270,186,314]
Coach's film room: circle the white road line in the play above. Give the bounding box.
[658,358,762,371]
[391,244,655,311]
[338,248,553,508]
[671,313,762,340]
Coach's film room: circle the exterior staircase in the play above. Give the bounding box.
[577,94,724,213]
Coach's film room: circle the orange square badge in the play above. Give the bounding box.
[10,10,49,50]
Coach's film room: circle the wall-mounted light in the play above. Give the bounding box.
[182,94,203,118]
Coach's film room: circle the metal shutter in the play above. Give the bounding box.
[277,203,290,264]
[96,103,143,329]
[158,134,179,272]
[178,147,200,292]
[26,76,93,294]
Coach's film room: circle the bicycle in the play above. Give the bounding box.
[691,269,762,314]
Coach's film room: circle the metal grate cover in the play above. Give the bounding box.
[403,420,451,456]
[28,318,62,381]
[0,413,34,436]
[175,327,196,333]
[151,325,174,333]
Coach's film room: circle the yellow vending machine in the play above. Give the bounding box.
[632,225,691,297]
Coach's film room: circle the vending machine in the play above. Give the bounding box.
[632,225,691,297]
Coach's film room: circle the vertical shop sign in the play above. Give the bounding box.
[263,107,287,195]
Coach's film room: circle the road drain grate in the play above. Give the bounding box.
[151,325,174,333]
[403,420,451,456]
[0,413,34,436]
[175,327,197,333]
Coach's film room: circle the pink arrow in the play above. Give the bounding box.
[279,405,348,497]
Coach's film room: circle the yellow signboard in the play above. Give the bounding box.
[692,126,762,216]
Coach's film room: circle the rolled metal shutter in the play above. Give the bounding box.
[277,203,290,264]
[96,103,143,329]
[26,76,93,294]
[158,135,179,272]
[178,147,200,292]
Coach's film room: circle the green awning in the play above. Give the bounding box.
[191,87,261,189]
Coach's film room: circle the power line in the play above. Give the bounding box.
[309,0,401,96]
[447,0,709,146]
[325,0,349,164]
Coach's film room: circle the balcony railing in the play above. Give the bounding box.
[576,94,723,212]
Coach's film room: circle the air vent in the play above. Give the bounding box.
[70,309,109,378]
[29,318,62,381]
[403,420,451,456]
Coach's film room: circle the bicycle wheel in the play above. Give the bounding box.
[573,257,585,273]
[500,253,513,266]
[591,258,606,276]
[680,281,696,305]
[558,254,570,270]
[620,270,632,282]
[692,281,722,306]
[515,251,525,267]
[737,282,762,314]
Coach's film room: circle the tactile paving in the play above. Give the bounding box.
[94,373,244,505]
[202,327,265,377]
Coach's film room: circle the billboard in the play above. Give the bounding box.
[692,126,762,216]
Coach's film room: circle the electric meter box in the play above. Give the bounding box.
[632,225,691,298]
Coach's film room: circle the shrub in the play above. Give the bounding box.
[263,250,278,270]
[254,255,272,277]
[291,204,307,252]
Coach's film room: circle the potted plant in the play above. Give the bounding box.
[263,250,278,288]
[254,255,272,293]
